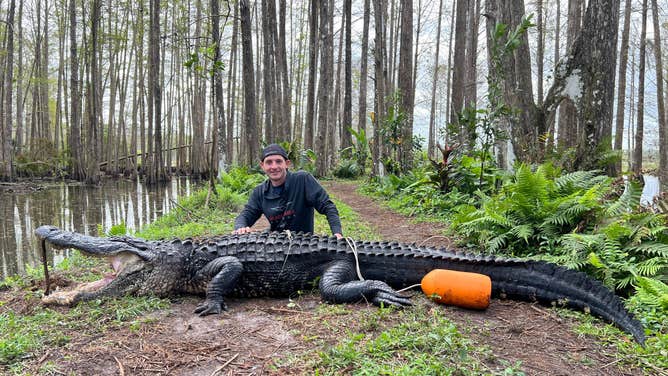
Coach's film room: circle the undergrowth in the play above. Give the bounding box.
[362,159,668,372]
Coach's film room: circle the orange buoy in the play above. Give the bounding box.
[421,269,492,310]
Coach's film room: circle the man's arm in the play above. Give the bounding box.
[233,188,263,234]
[305,175,343,237]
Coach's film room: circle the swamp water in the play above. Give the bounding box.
[0,178,197,280]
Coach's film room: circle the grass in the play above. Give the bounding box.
[274,300,525,375]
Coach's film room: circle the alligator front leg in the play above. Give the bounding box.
[319,260,411,307]
[193,256,243,315]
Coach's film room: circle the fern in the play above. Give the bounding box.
[606,179,642,216]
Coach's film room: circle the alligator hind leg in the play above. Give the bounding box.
[194,256,243,315]
[319,260,411,307]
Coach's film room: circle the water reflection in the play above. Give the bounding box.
[0,178,197,279]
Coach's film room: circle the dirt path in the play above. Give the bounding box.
[8,180,644,375]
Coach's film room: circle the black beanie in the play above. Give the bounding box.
[261,143,289,161]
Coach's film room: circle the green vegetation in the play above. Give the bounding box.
[362,157,668,373]
[315,303,520,375]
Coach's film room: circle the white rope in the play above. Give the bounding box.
[279,230,294,276]
[397,283,422,293]
[344,236,365,281]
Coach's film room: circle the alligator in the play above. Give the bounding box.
[35,225,646,344]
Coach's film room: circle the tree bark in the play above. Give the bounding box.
[148,0,166,183]
[341,0,353,150]
[650,0,667,187]
[612,0,632,176]
[67,0,82,179]
[85,0,102,184]
[211,0,227,176]
[557,0,582,151]
[2,0,16,180]
[357,0,370,135]
[240,0,259,165]
[316,0,333,177]
[632,0,648,174]
[304,0,318,151]
[428,0,444,159]
[372,0,388,176]
[397,0,414,172]
[450,0,467,148]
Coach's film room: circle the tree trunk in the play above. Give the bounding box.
[557,0,582,151]
[650,0,667,188]
[428,0,444,160]
[357,0,370,136]
[450,0,467,148]
[68,0,83,180]
[632,0,648,174]
[463,0,478,110]
[15,0,24,156]
[304,0,318,151]
[536,0,544,107]
[341,0,353,150]
[2,0,16,180]
[240,0,259,165]
[211,0,227,176]
[277,0,291,141]
[397,0,413,172]
[85,0,102,184]
[227,1,239,163]
[148,0,166,183]
[612,0,632,176]
[316,0,333,177]
[372,0,388,176]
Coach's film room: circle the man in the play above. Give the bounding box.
[233,144,343,239]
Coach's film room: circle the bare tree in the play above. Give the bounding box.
[316,0,333,177]
[536,0,544,107]
[357,0,370,136]
[612,0,632,176]
[68,0,84,180]
[631,0,647,174]
[372,0,388,176]
[240,0,259,165]
[85,0,102,184]
[211,0,227,176]
[2,0,16,180]
[557,0,582,151]
[341,0,353,150]
[304,0,318,151]
[147,0,166,183]
[397,0,413,172]
[450,0,467,148]
[650,0,667,187]
[428,0,444,159]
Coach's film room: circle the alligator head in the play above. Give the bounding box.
[35,225,189,305]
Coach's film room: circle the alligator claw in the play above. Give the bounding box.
[364,281,412,308]
[372,291,412,308]
[194,299,227,316]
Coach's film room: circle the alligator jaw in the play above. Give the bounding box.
[35,225,152,259]
[42,252,144,306]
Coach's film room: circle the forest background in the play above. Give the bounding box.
[1,0,668,186]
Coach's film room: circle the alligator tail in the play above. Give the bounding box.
[446,256,646,345]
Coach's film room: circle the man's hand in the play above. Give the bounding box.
[233,227,253,235]
[334,233,343,239]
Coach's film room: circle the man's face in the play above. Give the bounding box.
[260,155,291,185]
